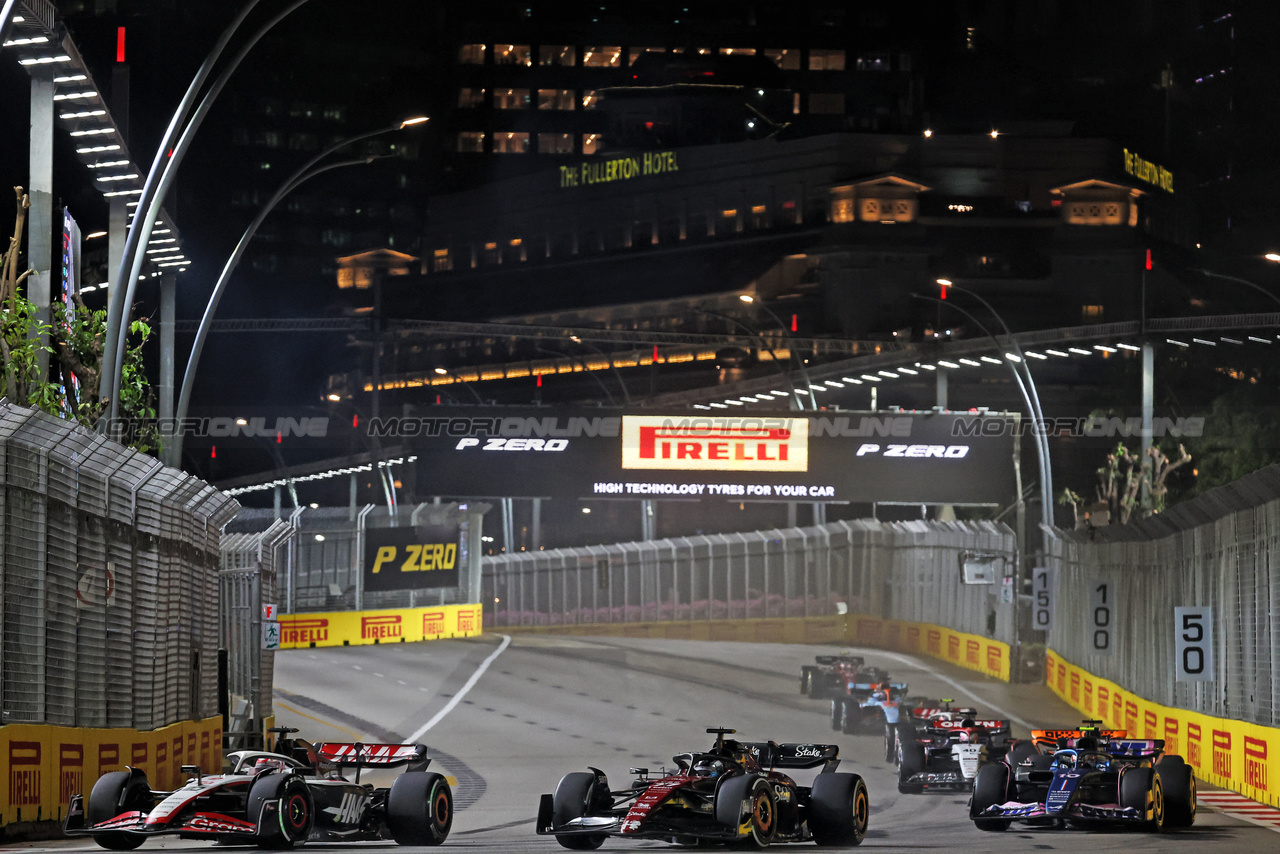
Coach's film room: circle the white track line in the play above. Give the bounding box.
[874,649,1034,731]
[408,634,511,742]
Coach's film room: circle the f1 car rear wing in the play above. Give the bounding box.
[815,654,865,667]
[741,742,840,771]
[928,718,1009,733]
[316,742,429,769]
[850,681,908,694]
[1030,729,1126,742]
[909,707,977,719]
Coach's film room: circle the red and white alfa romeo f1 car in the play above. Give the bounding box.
[63,728,453,849]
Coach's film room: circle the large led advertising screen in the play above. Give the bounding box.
[395,408,1019,505]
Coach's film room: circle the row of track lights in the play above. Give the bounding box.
[224,456,419,496]
[693,333,1280,409]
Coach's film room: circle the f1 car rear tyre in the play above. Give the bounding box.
[386,771,453,845]
[808,772,869,847]
[87,770,151,850]
[810,674,831,700]
[800,667,814,695]
[1158,757,1196,828]
[552,772,607,850]
[1120,767,1166,831]
[883,724,897,764]
[249,774,313,849]
[897,742,925,794]
[970,764,1011,831]
[829,698,843,731]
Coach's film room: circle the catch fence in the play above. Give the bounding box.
[0,401,239,730]
[1046,465,1280,728]
[481,519,1019,642]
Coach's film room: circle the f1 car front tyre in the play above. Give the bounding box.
[883,723,897,764]
[897,742,925,794]
[1120,767,1166,831]
[808,773,869,847]
[1158,757,1196,828]
[717,775,777,849]
[249,774,313,849]
[970,764,1011,831]
[386,772,453,845]
[552,772,607,850]
[87,770,151,850]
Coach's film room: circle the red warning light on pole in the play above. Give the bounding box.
[116,27,126,63]
[536,374,542,387]
[1145,248,1153,271]
[791,314,798,332]
[210,445,216,459]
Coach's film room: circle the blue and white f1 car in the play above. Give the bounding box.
[969,721,1196,832]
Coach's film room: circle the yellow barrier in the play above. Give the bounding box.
[0,716,222,829]
[498,613,1011,682]
[278,603,484,649]
[1046,649,1278,809]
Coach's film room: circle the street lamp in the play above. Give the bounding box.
[935,278,1054,534]
[1190,268,1280,311]
[695,306,812,410]
[103,0,317,424]
[163,116,429,467]
[738,294,817,409]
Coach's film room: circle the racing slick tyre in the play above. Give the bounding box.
[883,722,897,764]
[897,742,926,794]
[248,774,313,849]
[808,772,869,847]
[551,772,607,850]
[829,698,844,731]
[717,775,777,849]
[1158,757,1196,828]
[800,667,815,695]
[87,770,151,850]
[970,764,1011,831]
[1120,767,1166,831]
[386,771,453,845]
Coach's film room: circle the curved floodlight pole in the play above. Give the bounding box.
[102,0,265,409]
[568,335,632,405]
[914,294,1050,535]
[1191,268,1280,310]
[938,280,1054,531]
[695,306,809,410]
[739,295,817,409]
[534,346,617,406]
[106,0,315,426]
[432,368,486,404]
[167,127,415,468]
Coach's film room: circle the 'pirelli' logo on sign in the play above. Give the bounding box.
[621,416,807,472]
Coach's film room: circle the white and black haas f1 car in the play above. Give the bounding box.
[537,727,869,849]
[64,727,453,849]
[969,721,1196,832]
[894,705,1012,793]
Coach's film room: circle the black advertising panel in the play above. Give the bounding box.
[363,524,461,591]
[397,408,1018,505]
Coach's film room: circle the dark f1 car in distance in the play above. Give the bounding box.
[537,727,869,849]
[969,721,1196,832]
[894,703,1013,793]
[64,727,453,849]
[799,654,875,700]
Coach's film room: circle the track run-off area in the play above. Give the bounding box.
[18,634,1280,853]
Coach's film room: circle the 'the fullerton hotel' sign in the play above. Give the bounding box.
[1123,148,1174,193]
[559,150,680,188]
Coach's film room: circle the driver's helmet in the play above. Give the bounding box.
[872,690,888,702]
[692,757,728,779]
[961,718,976,728]
[253,757,286,773]
[1052,751,1077,769]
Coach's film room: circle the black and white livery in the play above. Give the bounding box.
[64,727,453,849]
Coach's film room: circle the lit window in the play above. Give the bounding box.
[809,93,845,114]
[458,87,485,108]
[719,47,756,55]
[433,249,452,273]
[537,89,575,110]
[581,90,599,110]
[722,209,738,218]
[538,133,574,154]
[539,44,576,66]
[494,44,531,66]
[494,88,530,109]
[1082,305,1104,320]
[458,44,485,64]
[582,46,621,67]
[765,48,801,70]
[493,132,530,154]
[809,49,846,71]
[582,134,600,154]
[629,46,664,64]
[792,92,801,114]
[457,132,485,153]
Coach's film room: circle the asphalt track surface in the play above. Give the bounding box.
[21,634,1276,853]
